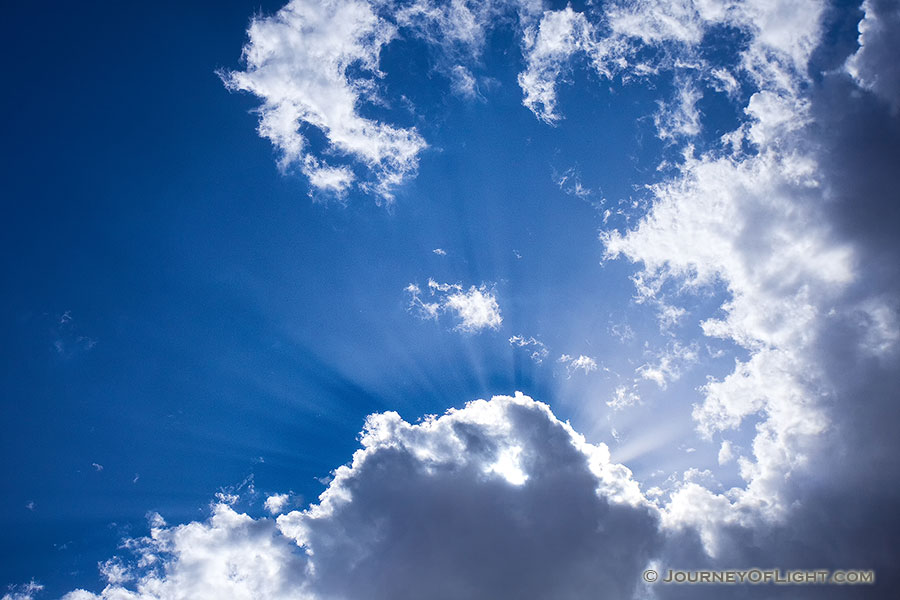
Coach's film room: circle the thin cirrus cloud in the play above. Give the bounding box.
[508,335,549,364]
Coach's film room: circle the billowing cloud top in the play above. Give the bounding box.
[62,394,659,600]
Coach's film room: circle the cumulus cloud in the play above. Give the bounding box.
[846,0,900,113]
[264,493,291,515]
[61,394,660,600]
[221,0,427,201]
[589,1,900,573]
[406,279,502,333]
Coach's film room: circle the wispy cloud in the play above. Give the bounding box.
[406,279,502,333]
[508,335,549,364]
[558,353,598,376]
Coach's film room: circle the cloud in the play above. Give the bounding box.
[653,75,703,140]
[431,247,447,256]
[607,385,640,411]
[61,394,660,600]
[554,166,593,200]
[448,65,479,99]
[62,505,310,600]
[846,0,900,113]
[2,582,43,600]
[508,335,549,364]
[591,1,900,572]
[558,353,598,375]
[517,6,595,124]
[220,0,427,201]
[635,341,698,389]
[264,493,291,515]
[406,279,502,333]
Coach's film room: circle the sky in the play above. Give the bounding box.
[2,0,899,598]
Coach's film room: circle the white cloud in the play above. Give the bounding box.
[846,0,900,113]
[406,279,502,333]
[98,559,132,586]
[604,0,716,46]
[558,353,598,375]
[444,287,503,332]
[62,504,311,600]
[2,582,43,600]
[60,394,660,600]
[448,65,479,99]
[635,341,698,389]
[596,0,900,541]
[554,167,593,199]
[518,7,595,124]
[92,463,104,472]
[653,75,703,140]
[717,440,735,465]
[607,385,641,411]
[431,247,447,256]
[264,493,291,515]
[393,0,496,59]
[508,335,549,364]
[221,0,427,201]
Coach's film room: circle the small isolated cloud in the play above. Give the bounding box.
[508,335,549,364]
[607,385,641,411]
[609,322,635,343]
[91,463,104,472]
[432,248,447,256]
[449,65,479,99]
[717,440,735,465]
[25,501,35,512]
[406,279,502,333]
[264,493,291,515]
[554,167,593,200]
[635,341,698,389]
[52,311,97,356]
[558,354,598,376]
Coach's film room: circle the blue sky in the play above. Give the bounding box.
[3,1,899,599]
